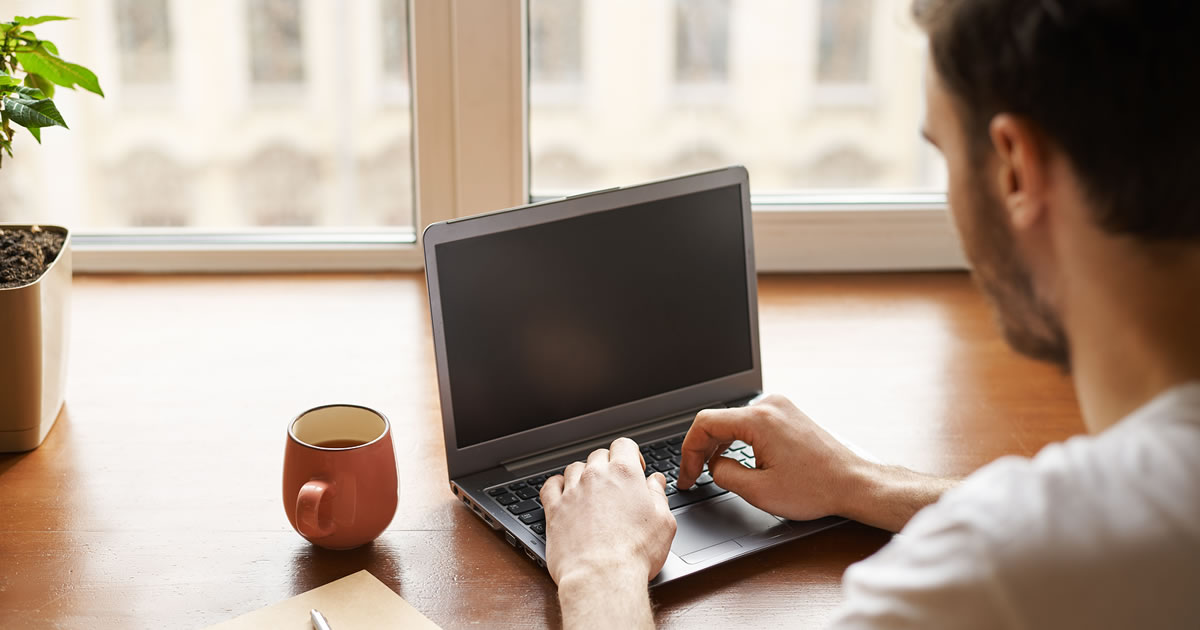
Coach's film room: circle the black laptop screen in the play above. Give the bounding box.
[435,184,754,449]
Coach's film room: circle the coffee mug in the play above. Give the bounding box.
[283,404,398,550]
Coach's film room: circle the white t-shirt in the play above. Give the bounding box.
[828,383,1200,629]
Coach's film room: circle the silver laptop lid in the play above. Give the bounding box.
[424,166,761,479]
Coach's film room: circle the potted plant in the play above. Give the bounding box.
[1,15,102,452]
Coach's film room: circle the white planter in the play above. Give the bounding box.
[0,224,71,452]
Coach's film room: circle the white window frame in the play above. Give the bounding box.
[72,0,962,274]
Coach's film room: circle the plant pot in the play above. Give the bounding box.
[0,224,71,452]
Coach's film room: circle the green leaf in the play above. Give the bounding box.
[13,85,46,99]
[1,138,11,158]
[3,94,68,129]
[14,45,103,97]
[0,75,20,87]
[28,125,40,143]
[14,16,71,27]
[41,41,59,56]
[22,74,52,98]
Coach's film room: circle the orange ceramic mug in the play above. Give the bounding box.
[283,404,399,550]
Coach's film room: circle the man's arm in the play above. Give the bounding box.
[675,394,958,533]
[556,564,655,630]
[842,464,959,533]
[540,438,676,630]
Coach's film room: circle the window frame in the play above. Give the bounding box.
[70,0,961,274]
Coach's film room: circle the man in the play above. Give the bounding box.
[538,0,1200,627]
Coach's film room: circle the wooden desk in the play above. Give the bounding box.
[0,272,1082,628]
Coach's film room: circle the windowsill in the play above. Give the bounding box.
[72,229,421,273]
[65,195,962,274]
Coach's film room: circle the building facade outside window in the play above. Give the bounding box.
[0,0,414,233]
[817,0,872,85]
[529,0,942,197]
[247,0,305,85]
[114,0,171,85]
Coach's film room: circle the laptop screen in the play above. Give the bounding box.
[435,184,754,449]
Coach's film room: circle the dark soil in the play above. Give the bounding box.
[0,226,66,289]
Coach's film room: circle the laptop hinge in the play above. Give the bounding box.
[501,394,762,474]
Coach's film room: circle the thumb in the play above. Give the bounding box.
[708,456,761,502]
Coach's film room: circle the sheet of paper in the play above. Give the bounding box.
[207,569,441,630]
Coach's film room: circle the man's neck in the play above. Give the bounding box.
[1062,240,1200,433]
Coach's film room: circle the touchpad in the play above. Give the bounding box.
[671,495,789,561]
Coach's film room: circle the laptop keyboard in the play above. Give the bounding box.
[485,434,757,541]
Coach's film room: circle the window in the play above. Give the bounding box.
[380,0,410,101]
[0,1,959,273]
[817,0,872,85]
[114,0,172,85]
[0,0,414,238]
[529,0,582,86]
[674,0,730,85]
[106,149,192,227]
[247,0,305,86]
[528,0,944,197]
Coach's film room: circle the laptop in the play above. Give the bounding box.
[423,166,847,585]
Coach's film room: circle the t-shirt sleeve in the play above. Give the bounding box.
[826,461,1027,630]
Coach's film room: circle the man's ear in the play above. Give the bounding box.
[988,114,1049,231]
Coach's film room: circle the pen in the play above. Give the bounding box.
[311,608,333,630]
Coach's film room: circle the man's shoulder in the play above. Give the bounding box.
[941,384,1200,543]
[923,396,1200,554]
[835,388,1200,629]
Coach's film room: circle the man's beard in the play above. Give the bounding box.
[963,172,1072,371]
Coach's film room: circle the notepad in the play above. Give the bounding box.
[207,569,441,629]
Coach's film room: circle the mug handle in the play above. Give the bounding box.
[296,480,335,539]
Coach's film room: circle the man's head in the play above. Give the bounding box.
[912,0,1200,370]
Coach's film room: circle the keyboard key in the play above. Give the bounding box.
[664,484,677,496]
[668,445,681,455]
[519,508,545,524]
[508,482,527,491]
[644,467,654,477]
[486,487,507,497]
[531,522,545,535]
[668,482,728,509]
[669,454,680,465]
[695,472,714,486]
[516,487,539,500]
[651,460,673,473]
[665,470,677,480]
[650,440,667,450]
[495,493,519,506]
[666,435,684,445]
[507,499,540,515]
[651,449,671,461]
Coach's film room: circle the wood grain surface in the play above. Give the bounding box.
[0,272,1083,629]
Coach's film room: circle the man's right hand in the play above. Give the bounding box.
[676,394,956,532]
